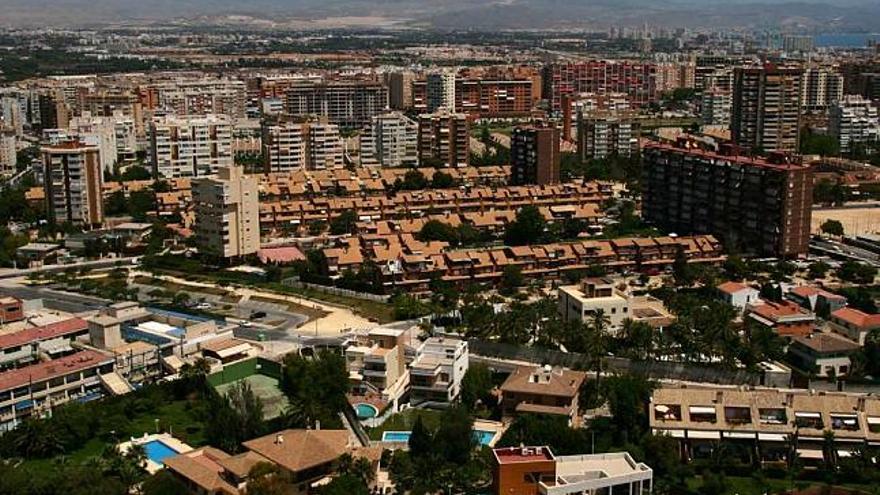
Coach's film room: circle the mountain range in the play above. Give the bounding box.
[2,0,879,31]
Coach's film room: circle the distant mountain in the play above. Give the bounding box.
[2,0,879,30]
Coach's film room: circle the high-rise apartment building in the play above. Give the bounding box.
[700,88,732,126]
[0,131,16,175]
[42,141,104,227]
[543,61,658,112]
[783,35,815,53]
[413,78,535,117]
[576,113,640,160]
[511,125,561,186]
[732,65,803,152]
[417,110,470,168]
[149,114,234,178]
[284,80,388,129]
[426,71,457,112]
[830,95,880,154]
[801,66,843,112]
[192,166,260,259]
[68,113,138,175]
[387,71,416,110]
[642,139,812,257]
[261,116,344,172]
[143,79,247,118]
[360,112,418,168]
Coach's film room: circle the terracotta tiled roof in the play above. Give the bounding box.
[501,366,586,398]
[242,429,350,474]
[831,307,880,330]
[0,318,88,351]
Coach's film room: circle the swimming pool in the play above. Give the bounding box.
[381,429,496,446]
[473,430,495,446]
[382,430,412,443]
[142,440,179,465]
[355,403,379,420]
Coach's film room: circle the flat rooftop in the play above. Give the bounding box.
[493,446,555,464]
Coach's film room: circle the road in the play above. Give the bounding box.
[0,282,110,313]
[810,238,880,266]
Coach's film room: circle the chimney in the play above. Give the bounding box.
[275,434,284,445]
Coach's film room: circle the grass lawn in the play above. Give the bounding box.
[366,408,443,440]
[132,276,227,296]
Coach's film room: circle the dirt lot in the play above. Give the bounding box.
[811,207,880,236]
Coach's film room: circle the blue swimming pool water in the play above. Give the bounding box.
[474,430,495,446]
[381,429,495,445]
[355,403,378,419]
[382,431,411,442]
[143,440,179,465]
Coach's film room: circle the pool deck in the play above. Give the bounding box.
[118,432,193,474]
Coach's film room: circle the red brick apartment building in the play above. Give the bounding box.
[543,61,659,112]
[642,138,812,258]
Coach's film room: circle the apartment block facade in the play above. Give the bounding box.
[192,166,260,259]
[42,141,104,227]
[732,65,803,152]
[511,125,561,186]
[543,61,658,112]
[642,139,812,257]
[149,114,234,178]
[417,110,470,168]
[283,80,388,129]
[360,112,418,168]
[576,113,640,160]
[801,66,843,112]
[426,71,456,112]
[830,95,880,154]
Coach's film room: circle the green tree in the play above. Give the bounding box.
[837,261,878,284]
[504,205,546,246]
[280,351,349,429]
[205,380,265,453]
[142,470,193,495]
[820,219,844,237]
[431,171,455,188]
[499,265,523,295]
[672,247,695,287]
[460,362,494,411]
[408,415,433,459]
[417,220,459,245]
[329,210,358,235]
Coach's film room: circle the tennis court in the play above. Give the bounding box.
[214,374,289,419]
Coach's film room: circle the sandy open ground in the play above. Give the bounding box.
[811,207,880,236]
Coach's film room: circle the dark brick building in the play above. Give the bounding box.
[642,139,812,258]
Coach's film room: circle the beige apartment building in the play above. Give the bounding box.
[149,114,234,178]
[261,116,344,172]
[42,141,104,227]
[192,166,260,259]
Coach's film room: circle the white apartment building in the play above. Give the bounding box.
[426,71,456,112]
[69,113,138,168]
[700,88,732,127]
[41,141,104,227]
[830,95,880,154]
[360,112,418,167]
[262,117,344,172]
[558,278,630,329]
[0,95,24,136]
[576,112,640,160]
[149,114,234,178]
[801,66,843,112]
[409,336,468,403]
[192,166,259,259]
[0,132,16,175]
[307,123,344,170]
[148,79,247,118]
